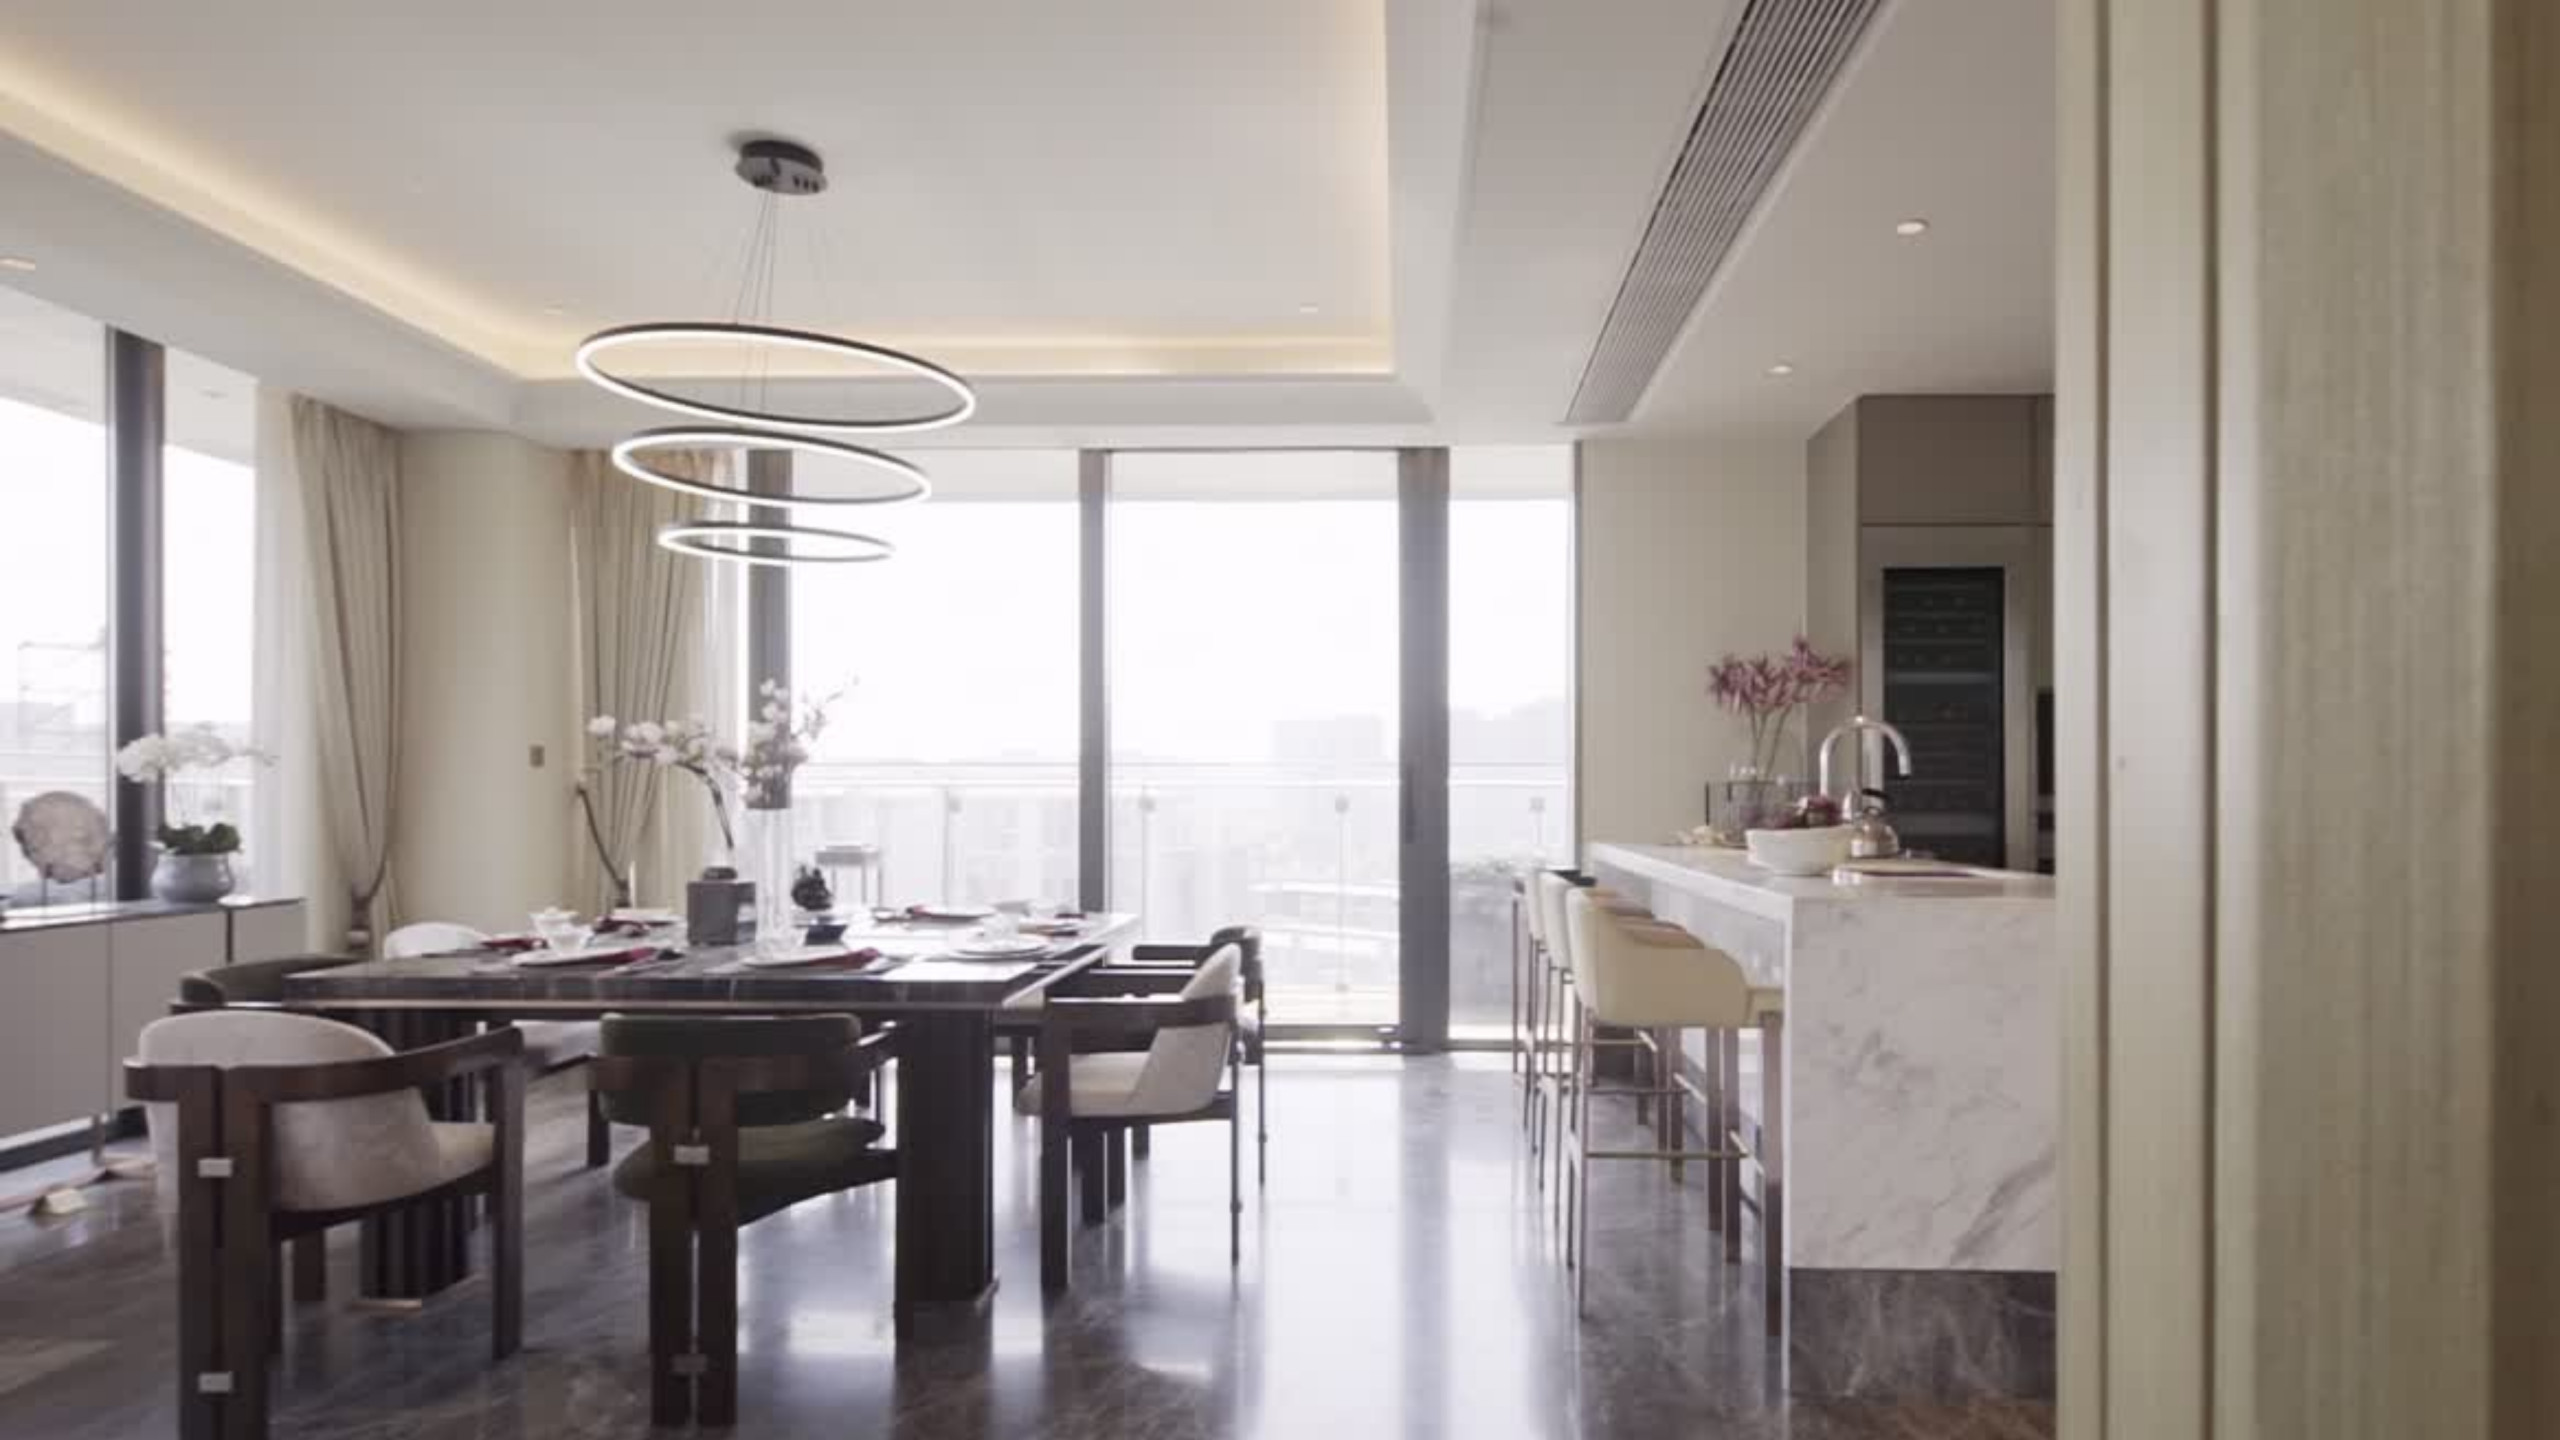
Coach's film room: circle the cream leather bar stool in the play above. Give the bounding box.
[1530,873,1684,1203]
[1559,888,1785,1328]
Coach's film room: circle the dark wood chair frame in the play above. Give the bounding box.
[1121,929,1266,1178]
[1034,982,1242,1295]
[588,1027,899,1428]
[124,1027,526,1440]
[171,965,604,1310]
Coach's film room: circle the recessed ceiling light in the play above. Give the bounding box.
[1894,218,1930,237]
[0,256,36,272]
[1767,362,1796,377]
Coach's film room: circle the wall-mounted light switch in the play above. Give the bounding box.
[530,744,546,769]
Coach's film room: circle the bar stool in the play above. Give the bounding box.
[1529,873,1682,1202]
[1559,888,1785,1329]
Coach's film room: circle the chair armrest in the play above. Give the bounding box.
[226,1026,527,1103]
[1043,992,1236,1040]
[1127,943,1210,964]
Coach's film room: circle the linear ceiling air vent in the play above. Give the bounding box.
[1565,0,1885,424]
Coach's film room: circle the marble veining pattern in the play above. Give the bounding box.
[1589,844,2060,1274]
[0,1057,2051,1439]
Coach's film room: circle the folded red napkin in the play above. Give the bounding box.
[482,935,542,953]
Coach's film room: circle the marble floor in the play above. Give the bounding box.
[0,1054,2053,1439]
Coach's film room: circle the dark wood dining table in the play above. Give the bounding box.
[283,912,1138,1335]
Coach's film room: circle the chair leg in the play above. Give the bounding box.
[1132,1124,1151,1159]
[1230,1094,1243,1266]
[1663,1028,1685,1183]
[1074,1131,1106,1228]
[1704,1029,1726,1232]
[648,1183,694,1424]
[1256,1034,1270,1186]
[1040,1118,1071,1294]
[1574,1007,1596,1314]
[697,1199,738,1426]
[1010,1033,1030,1090]
[1761,1014,1786,1337]
[289,1231,326,1304]
[1104,1129,1128,1213]
[1724,1028,1745,1263]
[584,1089,610,1169]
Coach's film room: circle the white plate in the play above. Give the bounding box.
[607,907,680,925]
[910,904,994,922]
[953,936,1049,959]
[739,945,864,969]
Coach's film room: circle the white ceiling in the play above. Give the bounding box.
[1627,0,2057,436]
[0,0,2055,449]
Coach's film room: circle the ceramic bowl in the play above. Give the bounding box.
[1743,825,1853,876]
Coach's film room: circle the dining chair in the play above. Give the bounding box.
[1015,945,1243,1293]
[172,955,355,1307]
[1120,925,1267,1180]
[590,1015,898,1427]
[384,921,611,1168]
[126,1011,525,1440]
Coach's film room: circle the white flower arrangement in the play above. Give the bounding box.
[741,678,844,808]
[582,716,744,857]
[112,724,274,856]
[114,724,271,782]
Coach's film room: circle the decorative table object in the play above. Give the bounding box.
[11,791,113,900]
[114,725,271,904]
[739,678,840,938]
[1706,638,1852,843]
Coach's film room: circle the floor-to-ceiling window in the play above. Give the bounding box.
[0,289,109,904]
[1446,445,1574,1040]
[160,350,259,886]
[1106,451,1402,1029]
[785,450,1079,907]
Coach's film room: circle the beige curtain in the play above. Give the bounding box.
[568,451,709,909]
[289,396,403,949]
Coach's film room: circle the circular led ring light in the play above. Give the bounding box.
[655,520,895,568]
[612,427,932,510]
[575,322,978,434]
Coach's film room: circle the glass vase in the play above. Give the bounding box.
[1715,768,1809,843]
[740,805,797,940]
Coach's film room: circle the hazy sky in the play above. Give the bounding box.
[2,394,255,732]
[789,469,1571,768]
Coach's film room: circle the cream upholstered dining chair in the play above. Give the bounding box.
[1015,944,1244,1292]
[127,1010,524,1439]
[1557,887,1784,1327]
[385,921,611,1167]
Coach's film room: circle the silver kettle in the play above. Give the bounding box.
[1846,787,1903,860]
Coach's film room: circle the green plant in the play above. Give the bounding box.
[158,822,241,856]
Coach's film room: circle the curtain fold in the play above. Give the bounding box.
[568,451,708,908]
[251,388,341,949]
[289,396,403,949]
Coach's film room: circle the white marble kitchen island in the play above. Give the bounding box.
[1586,841,2057,1400]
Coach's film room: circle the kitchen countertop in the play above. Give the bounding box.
[1588,842,2053,924]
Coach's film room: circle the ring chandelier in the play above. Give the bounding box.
[611,428,933,511]
[655,521,895,568]
[575,138,976,565]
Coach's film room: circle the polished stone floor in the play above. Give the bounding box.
[0,1055,2052,1438]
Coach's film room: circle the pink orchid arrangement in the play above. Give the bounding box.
[1708,637,1853,779]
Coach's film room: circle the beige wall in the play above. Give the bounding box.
[1574,436,1806,849]
[392,431,579,933]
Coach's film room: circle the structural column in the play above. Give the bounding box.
[107,331,164,899]
[2058,2,2559,1436]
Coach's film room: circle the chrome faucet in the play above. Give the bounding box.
[1816,715,1915,805]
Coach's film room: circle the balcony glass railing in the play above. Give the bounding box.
[780,760,1568,1035]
